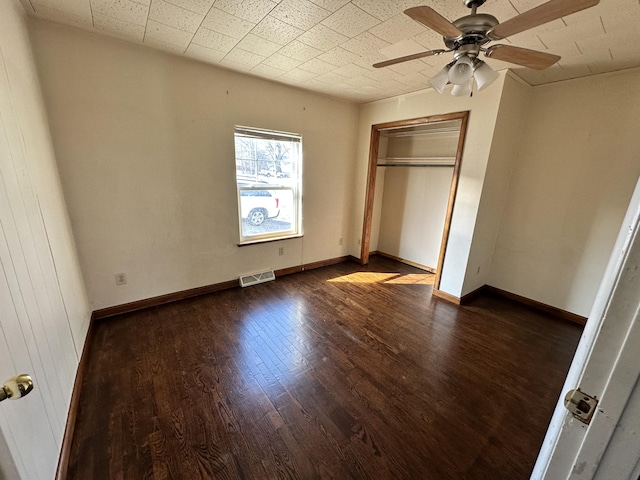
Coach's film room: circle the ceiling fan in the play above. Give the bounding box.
[374,0,600,96]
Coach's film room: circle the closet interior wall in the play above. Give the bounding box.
[374,122,460,271]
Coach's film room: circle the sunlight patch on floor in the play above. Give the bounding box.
[385,273,434,285]
[328,272,434,284]
[328,272,399,283]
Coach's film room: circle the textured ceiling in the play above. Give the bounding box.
[20,0,640,103]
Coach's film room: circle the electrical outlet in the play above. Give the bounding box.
[357,238,361,245]
[115,273,127,285]
[339,237,343,246]
[278,247,284,256]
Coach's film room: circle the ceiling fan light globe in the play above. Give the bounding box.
[474,61,499,90]
[451,80,473,97]
[429,65,451,94]
[448,55,474,85]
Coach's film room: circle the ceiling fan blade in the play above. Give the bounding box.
[489,0,600,39]
[373,50,445,68]
[404,6,462,38]
[485,45,560,70]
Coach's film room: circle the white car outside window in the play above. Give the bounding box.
[239,189,280,226]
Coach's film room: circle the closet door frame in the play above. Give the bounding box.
[359,111,469,291]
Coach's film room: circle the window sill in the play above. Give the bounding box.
[238,234,303,247]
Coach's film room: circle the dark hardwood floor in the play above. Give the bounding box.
[68,257,582,479]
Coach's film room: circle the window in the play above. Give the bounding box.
[234,126,302,244]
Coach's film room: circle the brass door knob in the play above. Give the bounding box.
[0,374,34,402]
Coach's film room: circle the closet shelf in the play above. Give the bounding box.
[380,127,460,138]
[377,156,456,167]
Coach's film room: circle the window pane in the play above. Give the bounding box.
[234,126,302,244]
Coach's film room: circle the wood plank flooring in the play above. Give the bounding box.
[67,257,582,479]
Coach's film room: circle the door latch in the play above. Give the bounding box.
[0,374,34,402]
[564,388,598,424]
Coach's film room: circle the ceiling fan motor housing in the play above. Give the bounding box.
[446,13,499,51]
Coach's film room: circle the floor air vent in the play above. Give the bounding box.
[239,270,275,287]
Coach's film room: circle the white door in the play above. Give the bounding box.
[533,177,640,479]
[0,259,61,479]
[0,190,70,478]
[0,49,79,480]
[0,317,28,480]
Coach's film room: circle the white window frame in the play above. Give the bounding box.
[234,126,303,245]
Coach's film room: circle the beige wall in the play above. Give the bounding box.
[463,73,531,295]
[29,20,360,310]
[0,1,90,478]
[488,69,640,316]
[377,166,453,269]
[355,75,506,297]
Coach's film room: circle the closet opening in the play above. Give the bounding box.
[360,111,469,291]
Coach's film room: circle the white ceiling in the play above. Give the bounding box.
[20,0,640,103]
